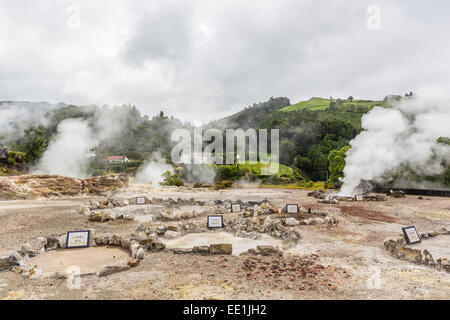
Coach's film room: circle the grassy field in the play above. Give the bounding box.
[259,181,326,190]
[280,97,331,112]
[279,97,389,113]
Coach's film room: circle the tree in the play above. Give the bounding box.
[279,140,296,166]
[437,137,450,145]
[23,127,48,163]
[307,145,329,181]
[327,145,350,187]
[347,96,353,101]
[294,155,312,172]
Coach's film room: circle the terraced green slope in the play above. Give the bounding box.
[280,97,389,113]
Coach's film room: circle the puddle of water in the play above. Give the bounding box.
[163,231,283,256]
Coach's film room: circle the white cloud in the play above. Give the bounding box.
[1,0,450,124]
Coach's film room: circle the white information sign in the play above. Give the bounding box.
[231,204,241,213]
[66,231,90,248]
[286,204,299,214]
[403,226,421,244]
[208,216,224,228]
[136,197,146,205]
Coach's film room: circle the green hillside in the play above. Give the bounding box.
[0,94,414,186]
[280,97,389,113]
[280,97,331,112]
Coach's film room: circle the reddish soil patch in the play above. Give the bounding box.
[339,205,397,223]
[237,255,350,291]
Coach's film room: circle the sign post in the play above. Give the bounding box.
[208,215,224,229]
[231,203,241,213]
[286,204,299,214]
[66,231,90,248]
[136,196,147,205]
[402,226,421,244]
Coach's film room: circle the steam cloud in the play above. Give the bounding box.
[33,119,98,178]
[30,106,132,178]
[135,152,173,185]
[340,96,450,195]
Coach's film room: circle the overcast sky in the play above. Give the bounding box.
[1,0,449,124]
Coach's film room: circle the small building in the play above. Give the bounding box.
[106,156,129,164]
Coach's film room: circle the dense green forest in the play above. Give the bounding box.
[1,93,448,188]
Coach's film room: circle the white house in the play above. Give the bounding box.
[106,156,129,163]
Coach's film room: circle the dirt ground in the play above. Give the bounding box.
[0,186,449,300]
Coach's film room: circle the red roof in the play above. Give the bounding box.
[106,156,125,160]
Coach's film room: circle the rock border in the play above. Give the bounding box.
[383,228,450,273]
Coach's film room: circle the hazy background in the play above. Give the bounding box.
[1,0,450,124]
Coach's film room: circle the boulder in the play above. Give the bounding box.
[98,264,130,277]
[172,248,193,254]
[79,205,91,216]
[88,212,102,222]
[240,248,259,256]
[243,211,253,218]
[256,245,280,256]
[384,239,397,254]
[100,211,112,222]
[110,235,122,246]
[35,237,47,255]
[166,225,178,232]
[210,243,232,255]
[45,237,60,251]
[94,236,110,246]
[395,246,422,264]
[192,246,210,255]
[127,258,140,268]
[422,249,435,266]
[156,225,166,236]
[130,242,142,258]
[123,214,135,221]
[0,251,21,270]
[163,231,181,239]
[59,235,67,248]
[109,211,123,220]
[19,243,36,258]
[284,218,299,226]
[137,248,145,259]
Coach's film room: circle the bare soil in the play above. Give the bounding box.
[0,186,449,300]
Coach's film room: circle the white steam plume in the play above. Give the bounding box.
[33,119,98,178]
[182,164,216,185]
[135,151,173,185]
[340,95,450,195]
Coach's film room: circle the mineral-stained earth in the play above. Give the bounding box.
[0,181,449,300]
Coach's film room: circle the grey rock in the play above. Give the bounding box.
[0,251,21,270]
[210,243,232,255]
[172,248,193,254]
[256,245,279,256]
[45,237,60,251]
[98,265,130,277]
[285,218,299,226]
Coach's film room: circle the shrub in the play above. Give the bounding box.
[160,170,184,187]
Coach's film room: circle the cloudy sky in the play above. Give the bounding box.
[1,0,449,124]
